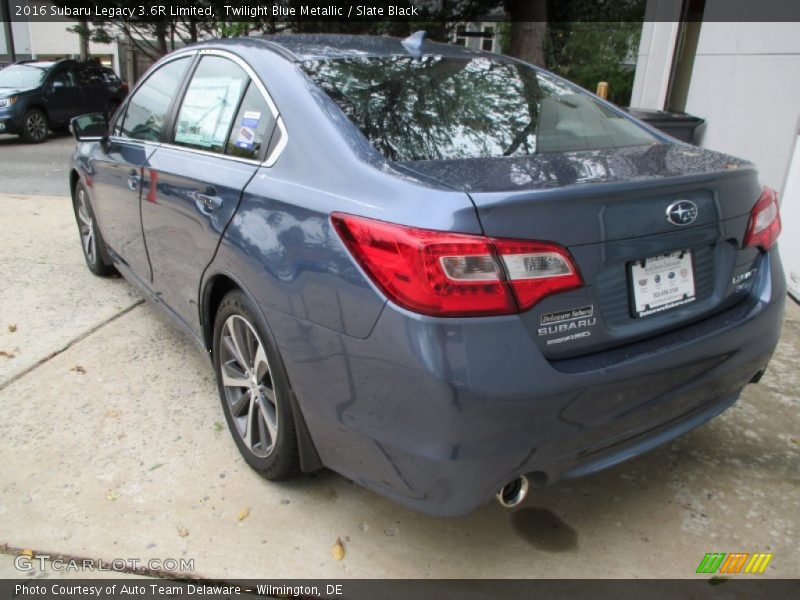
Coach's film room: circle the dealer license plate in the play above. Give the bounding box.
[630,250,696,317]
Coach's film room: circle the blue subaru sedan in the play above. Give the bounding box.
[69,34,784,516]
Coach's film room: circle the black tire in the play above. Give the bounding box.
[213,290,301,480]
[72,181,116,277]
[20,108,49,143]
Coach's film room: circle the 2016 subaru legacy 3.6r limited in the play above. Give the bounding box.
[68,34,784,516]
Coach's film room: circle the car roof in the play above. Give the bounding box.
[14,61,56,69]
[201,33,499,63]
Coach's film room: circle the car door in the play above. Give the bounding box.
[88,54,193,284]
[46,66,82,126]
[141,51,279,333]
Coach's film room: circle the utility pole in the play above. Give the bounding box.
[1,0,16,62]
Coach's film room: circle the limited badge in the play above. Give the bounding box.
[732,268,757,286]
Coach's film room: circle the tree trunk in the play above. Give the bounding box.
[155,22,168,56]
[505,0,548,66]
[78,18,90,60]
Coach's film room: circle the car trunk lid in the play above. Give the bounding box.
[396,143,765,359]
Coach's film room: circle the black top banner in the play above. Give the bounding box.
[3,0,800,23]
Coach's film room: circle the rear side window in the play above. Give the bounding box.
[120,56,190,142]
[173,55,248,153]
[302,56,658,161]
[76,64,105,85]
[103,69,120,84]
[225,82,276,160]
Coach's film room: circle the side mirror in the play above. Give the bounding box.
[70,113,108,142]
[51,80,64,91]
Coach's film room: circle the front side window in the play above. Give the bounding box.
[120,56,190,142]
[302,56,658,161]
[173,56,248,153]
[51,70,76,88]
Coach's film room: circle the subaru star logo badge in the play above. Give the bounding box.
[666,200,698,226]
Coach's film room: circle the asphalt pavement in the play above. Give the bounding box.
[0,135,798,580]
[0,133,74,196]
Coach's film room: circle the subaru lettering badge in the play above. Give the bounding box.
[666,200,699,226]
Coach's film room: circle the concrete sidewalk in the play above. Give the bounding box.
[0,193,798,579]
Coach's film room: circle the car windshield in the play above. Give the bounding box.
[0,64,49,89]
[302,56,658,161]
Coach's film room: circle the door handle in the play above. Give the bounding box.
[194,189,223,211]
[127,171,141,191]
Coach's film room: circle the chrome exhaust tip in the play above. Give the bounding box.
[496,476,529,508]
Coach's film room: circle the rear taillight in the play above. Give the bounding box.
[744,186,781,251]
[331,213,582,317]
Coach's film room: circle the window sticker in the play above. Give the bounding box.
[175,76,243,149]
[235,110,261,151]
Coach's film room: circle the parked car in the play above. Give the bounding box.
[0,59,127,143]
[68,34,784,516]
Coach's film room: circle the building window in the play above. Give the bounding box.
[455,26,467,47]
[482,27,494,52]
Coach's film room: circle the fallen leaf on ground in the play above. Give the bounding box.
[19,549,34,558]
[791,438,800,446]
[148,463,164,471]
[332,537,345,561]
[70,365,87,374]
[0,351,15,359]
[7,324,17,333]
[106,409,121,418]
[177,526,189,538]
[237,506,251,521]
[213,421,224,432]
[106,490,120,501]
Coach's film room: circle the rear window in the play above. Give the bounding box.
[302,56,657,161]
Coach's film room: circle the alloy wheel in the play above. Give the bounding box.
[219,315,278,458]
[76,188,96,265]
[26,112,47,142]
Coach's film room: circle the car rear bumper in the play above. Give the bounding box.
[268,249,785,516]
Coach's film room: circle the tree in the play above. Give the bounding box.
[504,0,547,65]
[545,0,646,104]
[53,0,238,61]
[50,0,645,102]
[66,19,91,60]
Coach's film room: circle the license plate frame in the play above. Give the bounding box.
[629,250,696,318]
